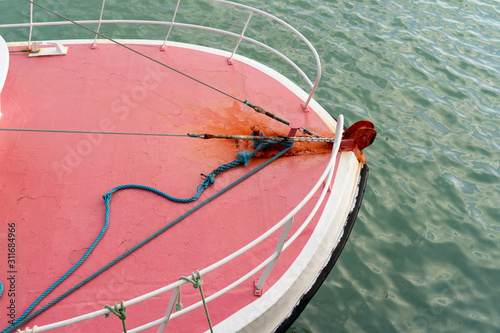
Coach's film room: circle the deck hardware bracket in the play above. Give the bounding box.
[28,42,68,57]
[254,280,263,296]
[287,121,302,138]
[339,120,377,163]
[301,103,310,113]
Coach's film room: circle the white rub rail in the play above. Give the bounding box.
[16,115,344,333]
[0,0,322,109]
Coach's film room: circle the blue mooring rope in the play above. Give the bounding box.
[1,141,293,333]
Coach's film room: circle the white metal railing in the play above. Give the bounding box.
[0,0,321,109]
[16,115,344,333]
[0,1,338,331]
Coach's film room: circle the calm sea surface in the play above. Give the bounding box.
[1,0,499,332]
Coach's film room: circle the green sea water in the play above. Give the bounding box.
[1,0,499,332]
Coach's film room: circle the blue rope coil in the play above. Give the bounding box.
[0,280,3,298]
[2,140,293,333]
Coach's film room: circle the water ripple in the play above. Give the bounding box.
[286,0,500,332]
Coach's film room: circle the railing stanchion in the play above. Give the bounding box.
[227,11,253,65]
[92,0,106,49]
[156,287,181,333]
[254,216,294,295]
[302,67,321,111]
[161,0,181,51]
[28,0,33,48]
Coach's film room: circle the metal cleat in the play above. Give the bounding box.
[28,41,68,57]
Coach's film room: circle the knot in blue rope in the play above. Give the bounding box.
[102,193,112,202]
[252,132,265,148]
[237,151,253,166]
[201,173,215,186]
[197,173,215,194]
